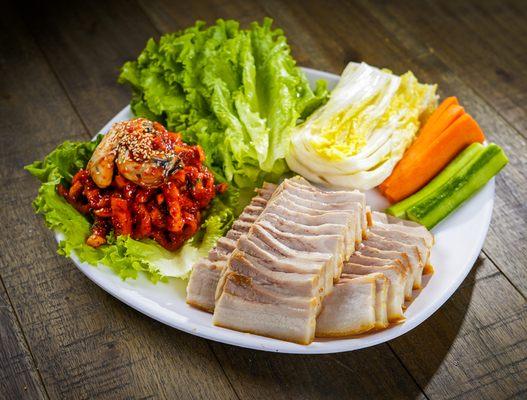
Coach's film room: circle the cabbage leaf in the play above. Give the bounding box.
[286,62,437,190]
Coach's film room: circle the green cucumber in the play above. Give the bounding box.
[406,143,508,229]
[386,143,485,218]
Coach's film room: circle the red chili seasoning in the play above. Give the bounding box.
[58,119,223,251]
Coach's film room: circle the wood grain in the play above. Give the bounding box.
[16,0,160,134]
[211,344,427,400]
[0,281,47,400]
[368,0,527,140]
[0,3,237,399]
[1,0,526,398]
[390,255,527,400]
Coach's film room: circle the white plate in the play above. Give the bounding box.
[56,68,494,354]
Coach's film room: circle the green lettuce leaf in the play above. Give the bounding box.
[118,18,328,190]
[25,139,234,281]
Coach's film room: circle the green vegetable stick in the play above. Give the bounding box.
[406,143,508,229]
[386,142,485,218]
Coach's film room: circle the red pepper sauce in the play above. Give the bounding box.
[58,126,226,251]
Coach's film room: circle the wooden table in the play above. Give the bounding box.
[1,0,526,398]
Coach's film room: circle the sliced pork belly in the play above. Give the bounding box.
[342,273,389,329]
[370,226,429,269]
[186,259,225,312]
[260,182,278,193]
[238,213,258,224]
[372,212,434,249]
[275,191,362,254]
[355,247,413,300]
[275,180,367,241]
[187,183,276,311]
[285,177,368,239]
[239,228,333,296]
[364,232,423,290]
[255,220,345,280]
[228,250,321,300]
[259,212,353,257]
[208,237,237,261]
[316,274,377,337]
[230,220,253,233]
[372,212,434,274]
[214,177,366,344]
[263,203,357,255]
[343,262,406,322]
[348,253,412,301]
[213,270,318,344]
[247,224,336,291]
[235,238,325,296]
[266,198,356,259]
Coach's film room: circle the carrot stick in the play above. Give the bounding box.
[380,113,485,203]
[380,99,465,194]
[421,96,458,128]
[411,104,465,150]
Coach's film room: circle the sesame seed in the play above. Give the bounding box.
[108,118,170,163]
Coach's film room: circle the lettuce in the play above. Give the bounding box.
[27,19,326,282]
[25,139,234,281]
[118,18,328,189]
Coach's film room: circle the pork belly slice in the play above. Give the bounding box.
[265,198,355,262]
[207,237,237,262]
[208,203,267,260]
[353,248,413,300]
[187,183,276,312]
[260,182,278,193]
[285,176,368,239]
[242,225,334,295]
[235,235,327,290]
[372,212,434,248]
[213,271,318,345]
[255,220,345,281]
[343,262,406,322]
[263,203,357,255]
[274,180,366,242]
[272,191,361,257]
[364,233,423,290]
[238,213,258,224]
[370,226,429,270]
[284,184,367,234]
[227,249,322,301]
[315,274,377,337]
[371,212,434,274]
[343,273,389,329]
[186,259,225,312]
[259,212,352,257]
[230,220,253,234]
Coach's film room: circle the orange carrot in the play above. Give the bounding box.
[421,96,459,128]
[381,98,464,191]
[380,99,465,194]
[380,113,485,203]
[411,103,465,150]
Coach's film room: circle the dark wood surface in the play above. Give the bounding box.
[1,0,526,398]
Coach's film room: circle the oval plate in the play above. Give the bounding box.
[57,68,494,354]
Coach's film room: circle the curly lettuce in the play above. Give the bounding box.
[25,139,234,281]
[118,18,328,189]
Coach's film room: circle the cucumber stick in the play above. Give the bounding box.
[386,143,485,218]
[406,144,508,229]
